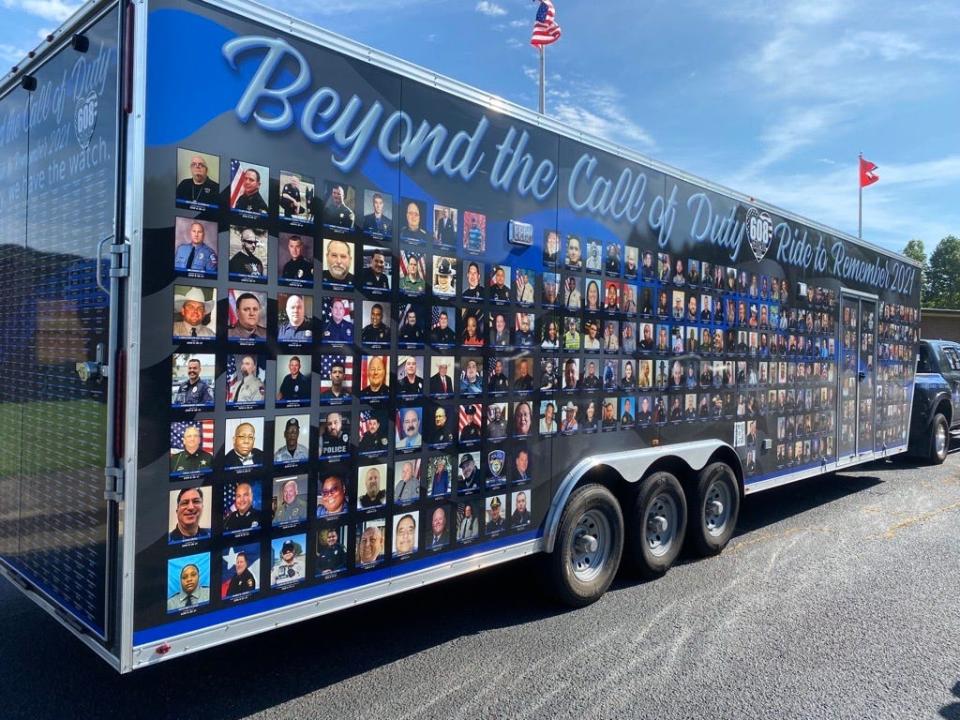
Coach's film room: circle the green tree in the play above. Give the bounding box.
[927,235,960,308]
[902,239,928,304]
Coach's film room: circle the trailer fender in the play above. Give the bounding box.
[543,440,738,553]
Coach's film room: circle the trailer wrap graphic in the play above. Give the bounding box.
[132,0,919,639]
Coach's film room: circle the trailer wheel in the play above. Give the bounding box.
[927,413,949,465]
[549,484,624,607]
[688,462,740,557]
[627,471,687,578]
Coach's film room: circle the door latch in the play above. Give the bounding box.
[76,342,109,382]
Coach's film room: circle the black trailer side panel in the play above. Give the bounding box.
[0,6,120,639]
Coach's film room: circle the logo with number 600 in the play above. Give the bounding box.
[746,207,773,262]
[75,92,98,150]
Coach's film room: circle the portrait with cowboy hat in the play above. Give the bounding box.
[173,285,216,338]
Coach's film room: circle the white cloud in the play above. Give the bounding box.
[475,1,507,17]
[551,85,657,152]
[0,42,28,64]
[3,0,80,22]
[509,19,526,28]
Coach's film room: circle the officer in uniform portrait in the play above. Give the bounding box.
[461,358,483,394]
[167,561,210,611]
[486,496,505,534]
[488,266,510,302]
[394,459,420,503]
[358,466,387,508]
[361,356,390,399]
[170,423,214,475]
[396,408,423,450]
[511,491,531,527]
[361,247,391,289]
[173,357,215,406]
[277,355,310,404]
[278,294,313,342]
[361,302,390,344]
[274,418,309,463]
[228,354,265,405]
[400,200,430,242]
[430,310,456,345]
[223,481,259,533]
[176,152,219,206]
[271,539,306,586]
[228,291,268,340]
[322,298,354,344]
[358,410,390,453]
[173,286,216,339]
[322,184,356,229]
[430,406,455,445]
[174,219,217,275]
[322,238,355,287]
[398,306,425,345]
[168,487,210,543]
[224,551,257,597]
[362,192,392,237]
[274,478,308,524]
[458,453,480,493]
[279,174,307,219]
[459,405,482,443]
[281,235,314,283]
[396,356,424,396]
[316,527,348,575]
[231,167,268,214]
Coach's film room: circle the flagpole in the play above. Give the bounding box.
[538,45,545,114]
[858,152,863,239]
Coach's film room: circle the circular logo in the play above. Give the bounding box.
[75,92,98,149]
[745,207,773,261]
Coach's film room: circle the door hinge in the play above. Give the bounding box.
[104,466,124,502]
[109,241,130,279]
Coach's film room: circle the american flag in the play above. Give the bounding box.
[229,159,245,207]
[531,0,561,47]
[170,419,215,454]
[320,354,353,393]
[358,409,372,440]
[223,484,259,520]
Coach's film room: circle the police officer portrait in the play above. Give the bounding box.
[361,244,392,292]
[319,410,351,460]
[461,210,486,254]
[396,303,426,348]
[272,475,309,526]
[357,408,390,456]
[166,553,211,613]
[457,451,481,495]
[221,543,260,601]
[319,354,353,403]
[395,355,424,399]
[277,232,315,287]
[392,511,419,559]
[431,255,457,299]
[276,354,312,407]
[278,170,315,223]
[223,417,265,471]
[167,486,212,545]
[270,535,307,589]
[320,296,354,345]
[171,353,215,408]
[172,285,217,340]
[355,519,386,568]
[322,237,356,289]
[274,415,310,466]
[399,197,430,243]
[432,203,458,247]
[361,189,393,239]
[277,292,314,344]
[225,353,266,409]
[315,524,349,578]
[227,289,268,343]
[222,480,262,536]
[320,181,357,231]
[228,225,269,283]
[429,306,457,348]
[356,463,388,510]
[169,419,214,477]
[173,217,218,277]
[360,300,392,347]
[175,148,219,209]
[228,159,269,216]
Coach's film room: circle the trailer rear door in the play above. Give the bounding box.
[838,292,878,463]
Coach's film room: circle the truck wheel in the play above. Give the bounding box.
[927,413,949,465]
[627,471,687,579]
[549,484,624,607]
[688,462,740,557]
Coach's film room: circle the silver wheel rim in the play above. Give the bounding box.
[935,422,947,456]
[570,509,612,582]
[704,477,732,537]
[644,493,678,557]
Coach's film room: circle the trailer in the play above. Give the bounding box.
[0,0,921,672]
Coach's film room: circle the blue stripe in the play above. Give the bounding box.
[134,530,539,645]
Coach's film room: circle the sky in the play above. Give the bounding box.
[2,0,958,256]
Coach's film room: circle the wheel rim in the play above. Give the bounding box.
[704,476,732,537]
[570,508,612,582]
[644,493,678,557]
[935,422,947,456]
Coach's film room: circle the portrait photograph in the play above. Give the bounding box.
[273,414,310,466]
[173,285,217,341]
[315,524,349,578]
[167,486,212,545]
[319,410,351,460]
[392,511,420,559]
[175,148,219,209]
[270,534,307,588]
[227,288,267,343]
[399,197,430,243]
[356,463,388,511]
[461,210,486,253]
[361,189,393,239]
[166,553,211,613]
[321,180,358,231]
[221,542,261,600]
[433,204,458,246]
[171,353,215,408]
[169,419,214,477]
[398,248,426,295]
[223,417,265,471]
[173,217,218,277]
[361,244,392,292]
[394,457,422,505]
[276,354,312,408]
[322,237,356,289]
[227,226,268,282]
[277,293,314,344]
[320,296,354,345]
[318,353,352,403]
[222,480,262,536]
[277,232,315,287]
[225,353,266,409]
[228,159,269,217]
[356,518,386,568]
[278,170,315,223]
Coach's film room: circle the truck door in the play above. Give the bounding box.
[837,292,878,463]
[938,344,960,429]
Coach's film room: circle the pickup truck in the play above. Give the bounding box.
[909,339,960,463]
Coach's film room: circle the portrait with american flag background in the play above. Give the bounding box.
[319,354,353,401]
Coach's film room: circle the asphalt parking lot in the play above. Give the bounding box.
[2,451,958,720]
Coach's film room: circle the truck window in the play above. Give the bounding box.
[942,346,960,371]
[917,344,934,373]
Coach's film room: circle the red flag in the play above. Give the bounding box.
[859,157,879,188]
[531,1,562,47]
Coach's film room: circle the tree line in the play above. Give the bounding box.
[902,235,960,309]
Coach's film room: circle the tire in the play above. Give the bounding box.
[688,462,740,557]
[927,413,949,465]
[548,484,624,607]
[627,471,687,579]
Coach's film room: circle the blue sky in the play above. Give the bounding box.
[3,0,958,255]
